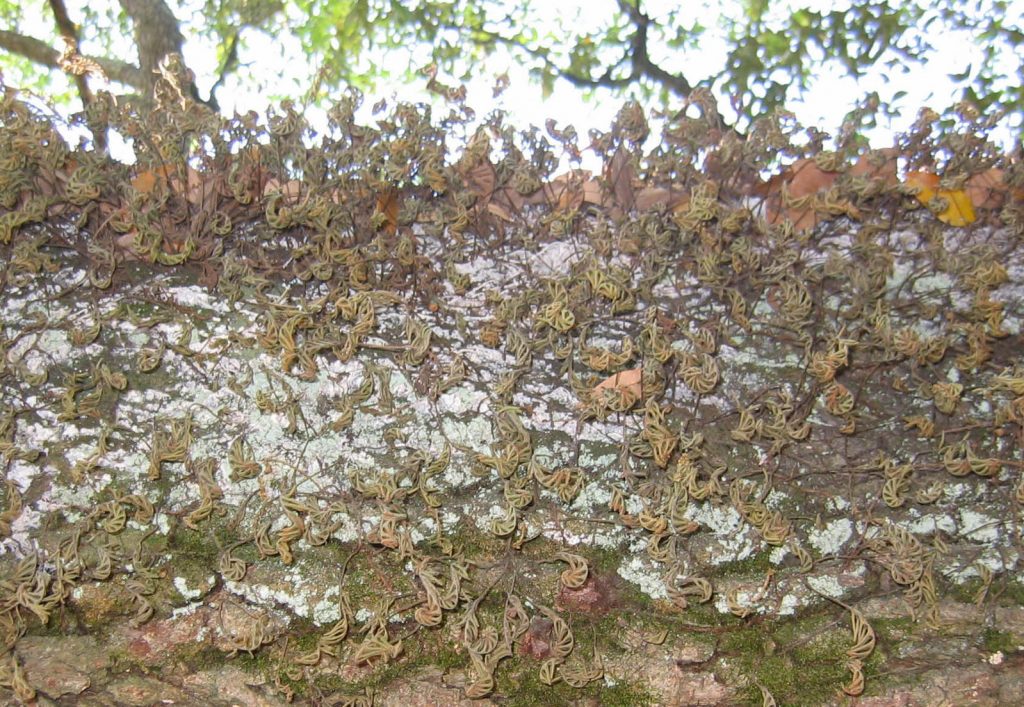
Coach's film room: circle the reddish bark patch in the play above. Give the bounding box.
[128,637,152,659]
[519,617,553,660]
[556,571,619,615]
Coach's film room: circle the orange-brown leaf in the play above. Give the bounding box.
[965,168,1006,210]
[487,201,514,222]
[532,170,589,212]
[786,158,839,199]
[764,159,841,230]
[374,189,400,233]
[904,170,940,197]
[594,367,643,399]
[132,164,176,194]
[850,148,899,186]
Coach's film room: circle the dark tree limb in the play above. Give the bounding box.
[118,0,218,110]
[436,0,693,99]
[207,32,241,111]
[46,0,107,150]
[0,29,143,87]
[615,0,692,96]
[118,0,187,101]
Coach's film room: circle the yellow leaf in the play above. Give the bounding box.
[905,171,975,226]
[935,188,976,226]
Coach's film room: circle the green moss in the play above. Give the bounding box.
[708,550,774,580]
[720,611,848,706]
[944,577,985,604]
[872,616,916,642]
[229,646,275,673]
[1000,579,1024,605]
[162,524,220,566]
[288,618,324,652]
[982,627,1019,654]
[940,575,1024,614]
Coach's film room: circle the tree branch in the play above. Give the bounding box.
[616,0,692,96]
[119,0,216,109]
[435,0,693,98]
[451,23,632,91]
[47,0,95,104]
[0,28,144,88]
[118,0,185,100]
[207,32,240,111]
[0,29,61,68]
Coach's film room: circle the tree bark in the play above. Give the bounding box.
[118,0,188,102]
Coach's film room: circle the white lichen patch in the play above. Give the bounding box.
[311,586,343,625]
[957,509,1003,543]
[684,503,756,565]
[808,518,853,556]
[806,573,849,599]
[713,586,761,615]
[530,240,584,278]
[617,556,668,600]
[541,521,612,549]
[475,504,508,533]
[905,512,957,536]
[224,563,334,625]
[173,576,210,601]
[571,480,612,515]
[825,496,851,512]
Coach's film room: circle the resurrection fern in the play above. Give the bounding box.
[0,78,1021,704]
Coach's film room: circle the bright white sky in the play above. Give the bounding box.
[13,0,1022,163]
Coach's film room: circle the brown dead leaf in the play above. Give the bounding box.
[634,187,690,212]
[132,164,176,194]
[262,178,304,205]
[785,204,820,232]
[850,148,899,185]
[766,158,841,230]
[489,186,525,221]
[198,259,221,290]
[487,201,514,222]
[582,178,605,207]
[115,230,141,259]
[374,189,400,233]
[787,159,839,199]
[966,168,1006,210]
[183,166,214,206]
[529,170,589,212]
[751,171,784,199]
[634,187,668,210]
[604,147,636,211]
[594,367,642,399]
[464,160,496,202]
